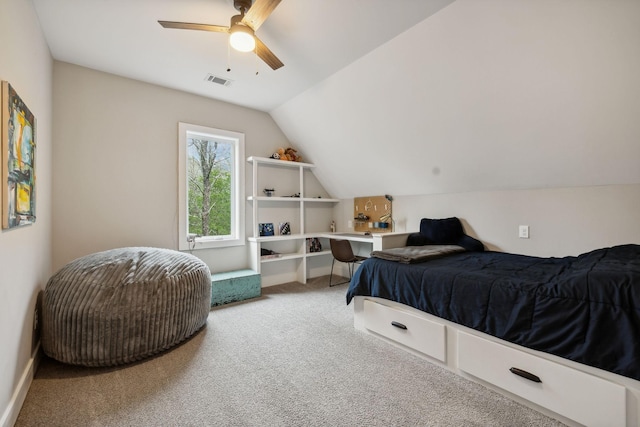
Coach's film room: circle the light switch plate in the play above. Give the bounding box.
[519,225,529,239]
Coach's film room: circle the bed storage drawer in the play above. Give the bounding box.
[458,331,626,427]
[362,299,445,362]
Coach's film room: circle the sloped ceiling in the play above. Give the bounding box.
[32,0,455,112]
[32,0,640,201]
[273,0,640,199]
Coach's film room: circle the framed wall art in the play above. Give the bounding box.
[278,222,291,235]
[259,222,274,236]
[2,81,36,229]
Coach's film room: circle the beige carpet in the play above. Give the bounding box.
[16,277,565,426]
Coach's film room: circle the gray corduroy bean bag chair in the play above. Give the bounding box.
[41,247,212,367]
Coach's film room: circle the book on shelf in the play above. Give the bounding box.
[261,248,282,259]
[306,237,322,253]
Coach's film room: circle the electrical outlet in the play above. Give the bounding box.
[519,225,530,239]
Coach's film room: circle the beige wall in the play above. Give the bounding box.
[52,62,290,273]
[392,184,640,257]
[335,184,640,258]
[0,0,52,425]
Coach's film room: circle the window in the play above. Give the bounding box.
[178,123,245,250]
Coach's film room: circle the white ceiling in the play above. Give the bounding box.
[32,0,455,112]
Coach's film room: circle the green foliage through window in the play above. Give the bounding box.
[187,136,232,237]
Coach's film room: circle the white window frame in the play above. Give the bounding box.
[178,122,245,250]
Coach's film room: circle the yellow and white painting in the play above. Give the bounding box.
[2,81,36,229]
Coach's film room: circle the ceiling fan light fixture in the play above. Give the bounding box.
[159,0,283,70]
[229,24,256,52]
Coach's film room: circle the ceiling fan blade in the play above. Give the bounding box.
[158,21,229,33]
[242,0,281,31]
[255,37,284,70]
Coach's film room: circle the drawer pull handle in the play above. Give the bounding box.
[391,321,407,330]
[509,367,542,383]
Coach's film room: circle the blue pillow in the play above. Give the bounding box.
[420,217,463,244]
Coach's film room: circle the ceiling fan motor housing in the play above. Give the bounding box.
[234,0,253,14]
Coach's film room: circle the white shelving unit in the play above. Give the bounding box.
[247,156,339,286]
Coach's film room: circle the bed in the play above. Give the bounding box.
[345,218,640,427]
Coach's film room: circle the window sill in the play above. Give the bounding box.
[179,237,245,251]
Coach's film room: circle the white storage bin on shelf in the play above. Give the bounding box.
[247,156,339,286]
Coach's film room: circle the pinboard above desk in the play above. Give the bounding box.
[354,195,392,233]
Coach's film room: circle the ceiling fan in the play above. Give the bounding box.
[159,0,284,70]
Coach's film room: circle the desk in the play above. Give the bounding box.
[320,232,413,252]
[249,231,413,286]
[320,232,413,278]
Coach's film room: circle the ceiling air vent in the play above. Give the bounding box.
[204,73,233,87]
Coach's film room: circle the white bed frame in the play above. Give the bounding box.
[353,296,640,427]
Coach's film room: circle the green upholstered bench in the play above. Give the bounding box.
[211,269,261,306]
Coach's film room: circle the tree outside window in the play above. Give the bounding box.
[187,137,231,237]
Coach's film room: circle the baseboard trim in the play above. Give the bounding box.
[1,342,41,427]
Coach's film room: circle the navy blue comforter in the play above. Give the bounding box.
[346,244,640,381]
